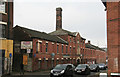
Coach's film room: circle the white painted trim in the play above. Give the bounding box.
[0,21,7,25]
[61,58,64,60]
[0,12,7,15]
[0,38,6,40]
[111,73,120,76]
[38,40,42,43]
[46,58,48,60]
[38,58,41,60]
[52,42,54,44]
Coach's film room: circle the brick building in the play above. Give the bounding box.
[102,1,120,75]
[0,0,13,76]
[49,7,86,65]
[13,7,107,72]
[83,41,106,65]
[13,25,74,71]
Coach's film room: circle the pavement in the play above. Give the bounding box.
[1,70,50,77]
[12,70,50,75]
[1,69,108,77]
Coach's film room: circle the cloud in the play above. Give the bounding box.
[14,0,107,47]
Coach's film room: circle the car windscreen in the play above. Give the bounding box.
[89,64,96,68]
[54,64,67,70]
[77,65,86,69]
[99,64,105,66]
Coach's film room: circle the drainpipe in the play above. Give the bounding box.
[8,2,10,39]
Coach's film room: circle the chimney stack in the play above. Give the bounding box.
[56,7,62,30]
[88,40,91,44]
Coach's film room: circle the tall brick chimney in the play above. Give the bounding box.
[56,7,62,30]
[88,40,91,44]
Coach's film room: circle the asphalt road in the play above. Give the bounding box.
[2,70,107,77]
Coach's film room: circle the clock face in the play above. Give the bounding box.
[0,0,5,13]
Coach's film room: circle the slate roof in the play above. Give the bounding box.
[85,43,105,51]
[49,29,75,36]
[49,29,86,40]
[14,25,68,44]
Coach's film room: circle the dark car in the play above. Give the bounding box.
[74,64,90,75]
[89,64,99,72]
[98,63,106,70]
[50,64,74,77]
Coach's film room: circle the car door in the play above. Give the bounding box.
[65,65,73,76]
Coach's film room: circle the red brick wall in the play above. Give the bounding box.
[107,2,120,74]
[84,48,106,64]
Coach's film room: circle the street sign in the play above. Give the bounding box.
[9,53,12,58]
[34,54,36,57]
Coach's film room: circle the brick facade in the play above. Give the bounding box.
[106,2,120,74]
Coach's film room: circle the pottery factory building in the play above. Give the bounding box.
[13,7,106,72]
[13,24,86,71]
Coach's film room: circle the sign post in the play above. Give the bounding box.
[9,53,12,75]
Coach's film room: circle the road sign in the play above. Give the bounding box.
[9,53,12,58]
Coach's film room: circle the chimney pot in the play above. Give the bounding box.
[88,40,91,44]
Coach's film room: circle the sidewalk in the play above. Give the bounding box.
[11,70,50,76]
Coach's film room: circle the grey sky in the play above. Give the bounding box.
[14,0,107,48]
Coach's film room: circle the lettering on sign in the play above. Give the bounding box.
[21,41,32,49]
[0,0,5,13]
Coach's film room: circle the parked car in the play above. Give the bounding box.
[89,64,99,72]
[74,64,90,75]
[98,63,106,70]
[50,64,74,77]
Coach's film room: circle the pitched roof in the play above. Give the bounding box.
[85,43,96,49]
[85,43,105,51]
[49,29,75,36]
[14,25,68,44]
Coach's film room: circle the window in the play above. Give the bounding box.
[40,42,42,52]
[46,43,48,52]
[36,42,39,53]
[70,36,71,42]
[0,25,6,38]
[66,46,68,53]
[52,44,54,52]
[70,47,71,53]
[77,39,79,44]
[73,47,75,53]
[57,45,59,53]
[62,45,63,53]
[73,37,75,43]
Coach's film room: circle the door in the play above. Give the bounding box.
[0,50,5,76]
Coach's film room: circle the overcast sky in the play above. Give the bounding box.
[14,0,107,48]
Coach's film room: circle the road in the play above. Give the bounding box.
[2,70,107,77]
